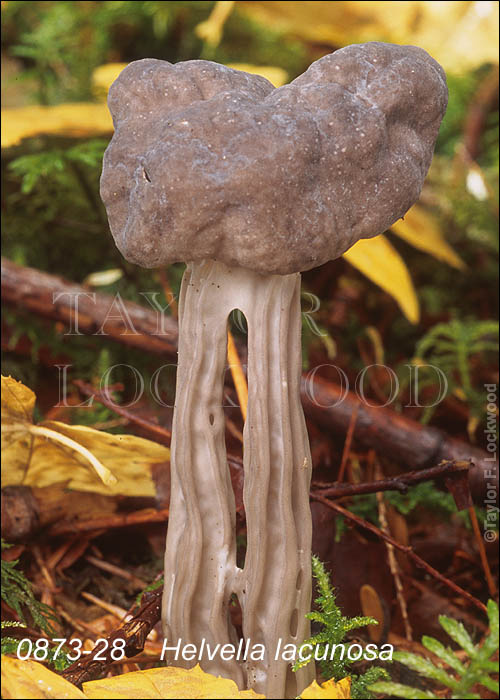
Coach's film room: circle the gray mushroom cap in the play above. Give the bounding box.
[100,42,448,276]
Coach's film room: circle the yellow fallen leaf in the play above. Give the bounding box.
[2,375,115,487]
[301,675,351,699]
[390,206,465,270]
[239,1,499,71]
[92,61,288,102]
[1,655,86,699]
[1,376,42,483]
[92,62,128,100]
[359,584,385,642]
[1,372,36,423]
[83,663,265,699]
[3,2,497,148]
[343,235,420,323]
[226,63,288,87]
[1,102,113,149]
[1,375,169,497]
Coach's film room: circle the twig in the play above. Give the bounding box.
[74,379,246,467]
[31,545,58,593]
[467,506,497,597]
[337,403,359,482]
[73,379,171,443]
[61,588,162,687]
[302,374,497,503]
[410,579,488,632]
[56,608,93,637]
[80,592,129,622]
[375,464,413,641]
[313,460,470,499]
[84,555,148,590]
[46,538,78,570]
[48,508,169,537]
[311,493,487,614]
[80,592,159,643]
[57,537,92,572]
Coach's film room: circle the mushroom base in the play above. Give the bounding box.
[162,259,314,698]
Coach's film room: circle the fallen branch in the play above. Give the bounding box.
[1,256,178,355]
[304,375,496,503]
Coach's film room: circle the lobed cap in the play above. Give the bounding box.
[100,42,448,275]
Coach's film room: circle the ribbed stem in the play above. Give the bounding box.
[162,260,242,684]
[238,271,314,698]
[162,260,314,698]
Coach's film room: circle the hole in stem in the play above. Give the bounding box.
[225,309,248,567]
[290,607,298,637]
[209,413,215,425]
[296,569,302,591]
[225,309,248,419]
[229,592,244,640]
[286,665,297,697]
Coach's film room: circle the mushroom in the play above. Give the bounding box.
[100,42,447,698]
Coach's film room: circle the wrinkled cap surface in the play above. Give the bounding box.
[100,42,447,275]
